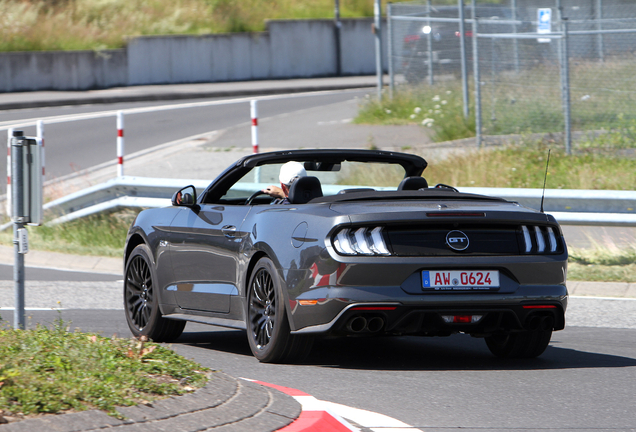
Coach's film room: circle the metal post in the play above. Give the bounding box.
[512,0,520,73]
[458,0,469,118]
[37,120,45,183]
[334,0,342,75]
[6,128,12,217]
[11,131,25,330]
[562,19,572,154]
[374,0,383,101]
[596,0,604,62]
[116,111,124,177]
[472,6,482,148]
[387,2,394,99]
[427,0,434,86]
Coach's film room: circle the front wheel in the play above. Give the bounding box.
[124,244,185,342]
[485,330,552,358]
[246,257,312,363]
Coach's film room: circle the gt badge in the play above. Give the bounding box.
[446,230,469,251]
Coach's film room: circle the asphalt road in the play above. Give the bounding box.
[3,307,636,432]
[0,90,370,181]
[2,89,635,430]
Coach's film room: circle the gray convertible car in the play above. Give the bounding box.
[123,149,568,363]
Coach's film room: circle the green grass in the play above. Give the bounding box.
[424,142,636,190]
[0,0,375,51]
[358,59,636,145]
[0,317,208,418]
[0,211,136,258]
[355,84,476,142]
[567,247,636,282]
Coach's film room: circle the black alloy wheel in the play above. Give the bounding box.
[124,244,185,342]
[247,257,312,363]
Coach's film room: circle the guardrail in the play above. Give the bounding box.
[31,176,636,227]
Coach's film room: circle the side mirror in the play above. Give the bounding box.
[172,185,197,207]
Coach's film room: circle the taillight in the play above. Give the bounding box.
[520,225,560,254]
[333,227,391,256]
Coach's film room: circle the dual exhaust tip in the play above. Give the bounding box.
[526,315,555,331]
[346,316,385,333]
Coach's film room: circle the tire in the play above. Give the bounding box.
[124,244,185,342]
[485,329,553,359]
[246,257,313,363]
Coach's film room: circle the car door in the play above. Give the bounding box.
[168,204,251,313]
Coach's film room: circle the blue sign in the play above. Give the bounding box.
[538,8,552,34]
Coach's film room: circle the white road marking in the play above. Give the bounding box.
[0,88,365,130]
[321,400,423,432]
[294,395,422,432]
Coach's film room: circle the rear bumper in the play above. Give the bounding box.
[289,284,568,336]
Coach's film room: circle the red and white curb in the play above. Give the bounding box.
[243,379,422,432]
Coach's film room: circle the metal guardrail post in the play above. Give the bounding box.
[458,0,469,118]
[387,2,394,99]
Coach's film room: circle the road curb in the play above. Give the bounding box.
[0,83,374,111]
[0,372,301,431]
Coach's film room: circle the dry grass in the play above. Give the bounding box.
[0,0,375,51]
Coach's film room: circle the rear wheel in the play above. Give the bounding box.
[246,257,312,363]
[485,330,553,358]
[124,244,185,342]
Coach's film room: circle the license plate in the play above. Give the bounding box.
[422,270,500,291]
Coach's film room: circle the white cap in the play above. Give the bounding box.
[279,161,306,185]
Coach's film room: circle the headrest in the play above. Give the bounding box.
[288,176,323,204]
[398,176,428,191]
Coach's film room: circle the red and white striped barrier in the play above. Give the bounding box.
[250,100,258,154]
[117,111,124,177]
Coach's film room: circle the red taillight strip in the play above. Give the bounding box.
[426,212,485,217]
[522,305,557,309]
[350,306,397,311]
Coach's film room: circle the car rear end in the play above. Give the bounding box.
[289,198,567,356]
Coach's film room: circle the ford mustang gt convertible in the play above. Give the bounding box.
[123,149,568,363]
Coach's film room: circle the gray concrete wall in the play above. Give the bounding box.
[0,50,126,92]
[128,18,384,85]
[0,18,383,92]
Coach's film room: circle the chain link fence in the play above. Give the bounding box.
[387,0,636,151]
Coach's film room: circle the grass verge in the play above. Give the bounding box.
[0,316,208,420]
[424,141,636,190]
[567,247,636,283]
[357,59,636,145]
[0,210,137,258]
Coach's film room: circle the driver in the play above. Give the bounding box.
[262,161,306,204]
